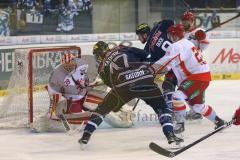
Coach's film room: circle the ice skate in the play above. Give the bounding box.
[79,132,91,150]
[173,122,185,134]
[214,116,225,130]
[186,110,203,121]
[166,132,184,145]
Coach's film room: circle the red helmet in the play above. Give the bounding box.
[167,24,185,39]
[61,52,75,64]
[181,11,195,21]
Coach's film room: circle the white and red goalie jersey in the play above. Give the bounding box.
[185,27,210,52]
[153,38,211,85]
[47,58,89,122]
[48,58,88,101]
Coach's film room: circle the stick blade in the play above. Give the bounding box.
[149,142,176,158]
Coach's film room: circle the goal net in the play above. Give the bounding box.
[0,46,81,128]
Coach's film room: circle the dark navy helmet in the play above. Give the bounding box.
[93,41,109,61]
[136,23,151,35]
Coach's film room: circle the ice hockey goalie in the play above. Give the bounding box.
[32,53,134,132]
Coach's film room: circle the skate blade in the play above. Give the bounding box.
[170,142,183,150]
[175,132,185,139]
[79,142,87,150]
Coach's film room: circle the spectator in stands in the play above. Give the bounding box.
[237,0,240,9]
[204,0,224,8]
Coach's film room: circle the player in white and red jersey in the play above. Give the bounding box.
[151,24,225,132]
[181,11,210,52]
[180,11,210,123]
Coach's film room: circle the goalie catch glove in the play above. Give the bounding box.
[45,85,62,119]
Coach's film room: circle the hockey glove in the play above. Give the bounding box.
[194,30,206,41]
[233,107,240,125]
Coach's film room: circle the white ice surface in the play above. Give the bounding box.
[0,80,239,160]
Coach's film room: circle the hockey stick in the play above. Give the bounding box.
[149,119,234,158]
[58,114,84,135]
[180,0,192,11]
[58,108,93,135]
[179,0,240,33]
[132,99,140,111]
[58,114,73,132]
[205,13,240,32]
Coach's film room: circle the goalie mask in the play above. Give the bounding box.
[93,41,109,63]
[61,52,76,72]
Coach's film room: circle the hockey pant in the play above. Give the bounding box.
[84,93,134,128]
[46,85,89,124]
[173,80,217,123]
[83,77,175,138]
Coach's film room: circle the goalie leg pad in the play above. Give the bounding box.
[55,100,68,116]
[31,113,66,132]
[48,94,61,118]
[104,106,134,128]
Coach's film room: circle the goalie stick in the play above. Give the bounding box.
[180,0,240,33]
[58,114,73,132]
[132,99,140,111]
[58,114,84,135]
[180,0,192,11]
[149,119,234,158]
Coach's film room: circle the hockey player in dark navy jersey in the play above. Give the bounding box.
[136,20,180,128]
[78,41,183,149]
[137,20,174,62]
[136,20,201,134]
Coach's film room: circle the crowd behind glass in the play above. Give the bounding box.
[0,0,239,37]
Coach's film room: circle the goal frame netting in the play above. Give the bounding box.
[27,46,81,125]
[0,46,81,128]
